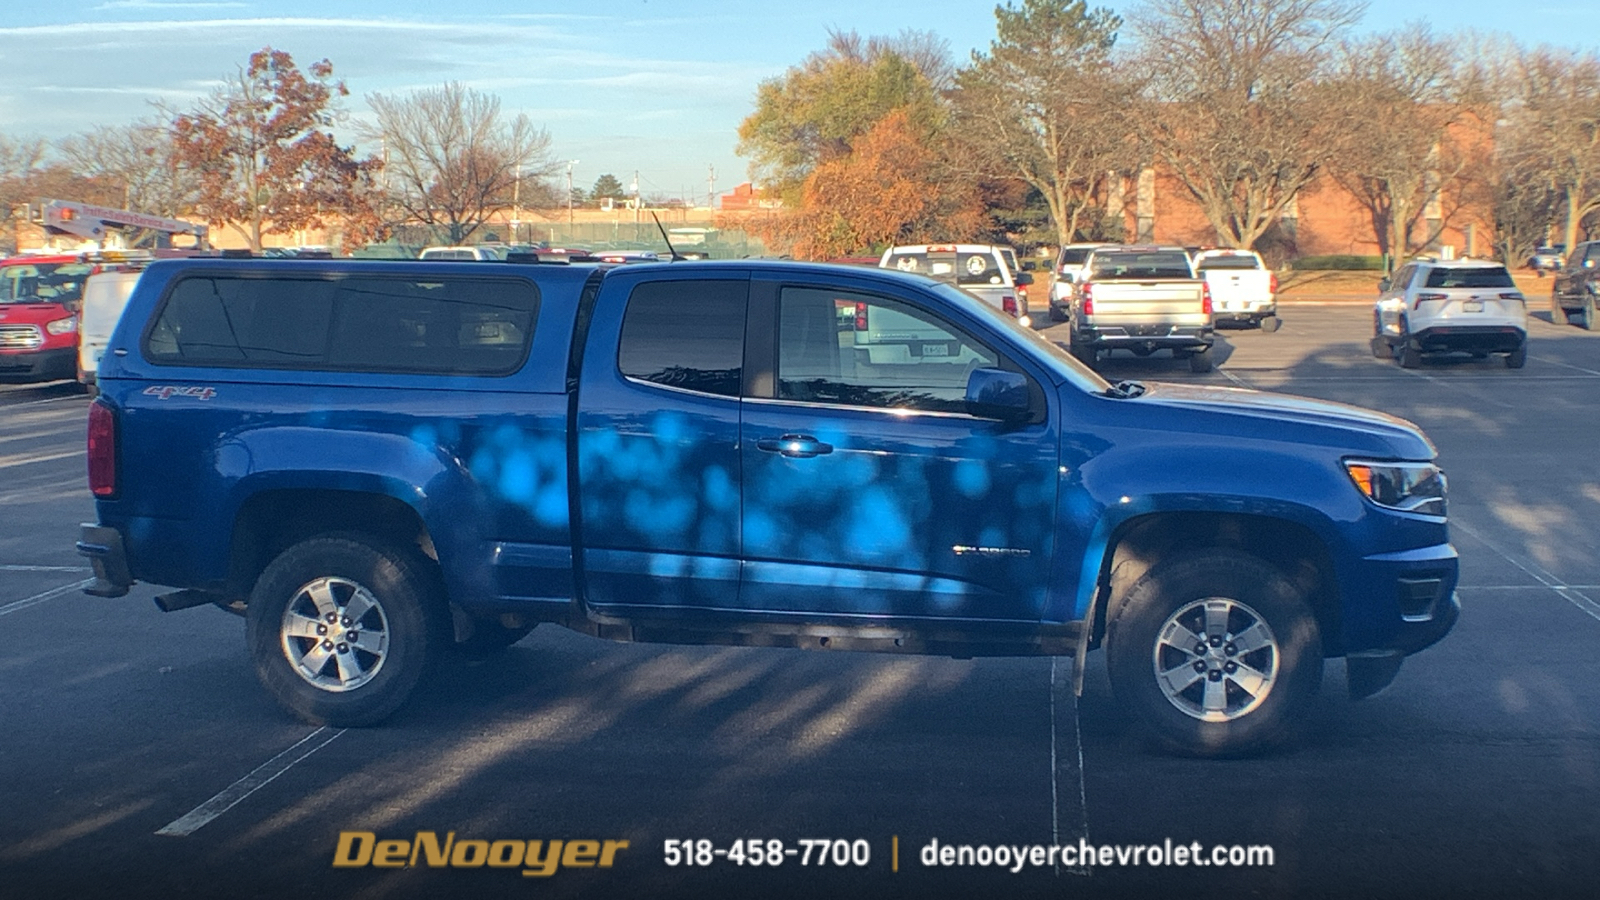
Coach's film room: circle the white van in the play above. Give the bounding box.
[418,246,501,261]
[77,270,144,393]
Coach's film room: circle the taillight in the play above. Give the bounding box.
[1002,296,1018,317]
[1413,292,1447,309]
[1081,283,1094,316]
[1202,283,1213,316]
[854,302,868,331]
[87,399,117,498]
[1269,273,1279,295]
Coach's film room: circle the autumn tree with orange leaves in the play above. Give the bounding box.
[171,48,382,251]
[775,110,984,259]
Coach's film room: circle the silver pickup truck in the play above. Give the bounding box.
[1067,246,1215,371]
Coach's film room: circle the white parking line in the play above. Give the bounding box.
[1531,355,1600,377]
[0,564,91,572]
[1451,521,1600,624]
[1217,369,1251,389]
[0,448,86,470]
[156,727,346,837]
[1050,656,1090,876]
[0,579,94,617]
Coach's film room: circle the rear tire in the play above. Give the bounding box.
[1576,295,1597,331]
[1106,551,1323,757]
[1188,345,1215,373]
[1505,343,1527,369]
[246,535,443,726]
[1259,315,1282,333]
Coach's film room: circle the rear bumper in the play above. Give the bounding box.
[76,524,134,598]
[1412,325,1525,353]
[1213,300,1276,322]
[0,347,76,380]
[1075,323,1213,349]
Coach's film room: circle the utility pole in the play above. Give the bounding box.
[707,163,716,209]
[566,160,580,228]
[631,170,640,226]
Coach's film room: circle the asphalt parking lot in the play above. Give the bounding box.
[1,304,1597,900]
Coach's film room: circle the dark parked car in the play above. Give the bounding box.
[1551,241,1600,329]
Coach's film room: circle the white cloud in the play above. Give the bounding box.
[95,1,249,9]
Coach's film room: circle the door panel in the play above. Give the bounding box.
[738,284,1059,623]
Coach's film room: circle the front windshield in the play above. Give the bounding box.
[0,263,92,305]
[927,281,1111,393]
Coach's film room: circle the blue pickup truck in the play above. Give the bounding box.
[77,257,1458,755]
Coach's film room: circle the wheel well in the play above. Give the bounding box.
[1089,512,1342,656]
[226,490,437,601]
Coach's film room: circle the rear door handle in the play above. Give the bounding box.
[756,434,833,458]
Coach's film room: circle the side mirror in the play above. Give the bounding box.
[1377,277,1391,292]
[1015,272,1035,286]
[965,368,1031,421]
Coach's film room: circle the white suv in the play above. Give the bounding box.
[1371,259,1527,369]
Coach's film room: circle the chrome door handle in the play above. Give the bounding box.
[756,434,833,458]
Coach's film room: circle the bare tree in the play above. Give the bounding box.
[1499,47,1600,254]
[57,121,199,245]
[365,83,558,244]
[1325,25,1485,263]
[0,135,48,251]
[952,0,1139,246]
[1132,0,1367,249]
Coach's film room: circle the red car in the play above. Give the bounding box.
[0,254,91,382]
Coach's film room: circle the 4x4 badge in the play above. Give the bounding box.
[144,385,217,400]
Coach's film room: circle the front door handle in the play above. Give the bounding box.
[756,434,834,458]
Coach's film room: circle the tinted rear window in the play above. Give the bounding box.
[617,280,747,397]
[1089,251,1193,279]
[1423,267,1514,289]
[1197,255,1262,271]
[1058,248,1094,265]
[884,250,1009,286]
[144,274,538,375]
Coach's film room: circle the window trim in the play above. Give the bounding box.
[140,271,541,377]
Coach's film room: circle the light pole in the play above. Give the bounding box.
[566,160,580,230]
[511,163,521,245]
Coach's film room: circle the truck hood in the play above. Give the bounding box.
[1129,382,1436,459]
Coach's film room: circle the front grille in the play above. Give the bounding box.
[0,324,44,351]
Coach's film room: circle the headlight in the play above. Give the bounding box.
[46,317,78,336]
[1344,460,1446,517]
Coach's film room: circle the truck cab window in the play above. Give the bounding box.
[617,279,746,397]
[777,287,999,414]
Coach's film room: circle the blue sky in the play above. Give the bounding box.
[2,1,1597,204]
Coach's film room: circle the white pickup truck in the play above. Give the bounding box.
[1193,249,1279,331]
[1069,246,1215,372]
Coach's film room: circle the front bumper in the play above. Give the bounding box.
[77,524,134,598]
[1411,325,1525,354]
[0,347,76,380]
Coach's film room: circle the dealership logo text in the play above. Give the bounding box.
[333,831,630,877]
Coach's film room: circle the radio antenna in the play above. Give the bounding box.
[650,211,685,262]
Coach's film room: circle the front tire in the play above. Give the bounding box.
[1107,551,1322,757]
[1551,289,1568,325]
[246,535,443,726]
